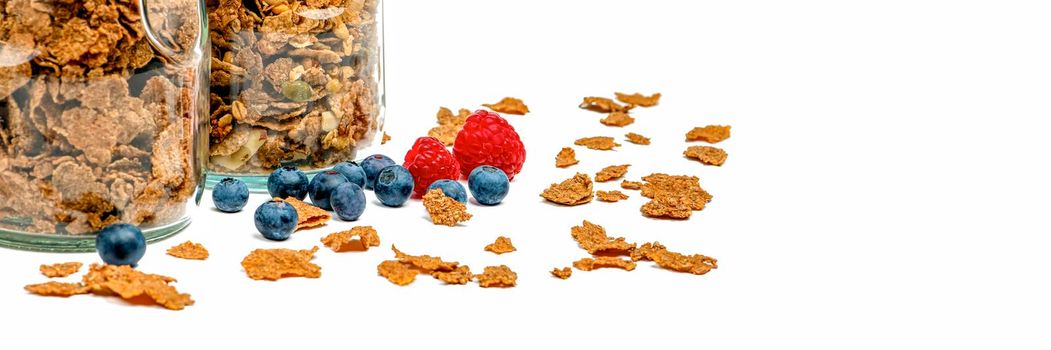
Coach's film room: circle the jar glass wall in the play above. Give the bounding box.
[0,0,209,251]
[206,0,385,189]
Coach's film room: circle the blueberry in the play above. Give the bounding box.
[213,177,249,212]
[468,165,510,205]
[374,165,414,207]
[254,200,299,241]
[267,166,309,200]
[308,170,350,210]
[360,154,396,190]
[96,224,146,266]
[330,182,366,221]
[427,179,468,203]
[333,161,367,188]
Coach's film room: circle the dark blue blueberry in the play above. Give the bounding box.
[267,166,309,200]
[330,182,366,221]
[427,179,468,203]
[96,224,146,266]
[374,165,414,207]
[213,177,249,212]
[333,161,367,188]
[254,200,299,241]
[308,170,350,210]
[360,154,396,190]
[468,165,510,205]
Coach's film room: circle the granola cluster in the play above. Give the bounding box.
[1,1,201,235]
[207,0,383,174]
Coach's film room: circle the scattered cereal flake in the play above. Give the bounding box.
[570,221,636,256]
[241,247,322,281]
[596,164,630,182]
[575,136,621,151]
[685,146,728,166]
[579,97,633,113]
[615,92,662,107]
[423,189,473,226]
[24,282,90,297]
[485,236,516,255]
[551,267,572,280]
[321,226,381,252]
[686,125,731,144]
[428,107,472,146]
[475,265,518,288]
[625,132,651,145]
[166,241,209,260]
[392,246,459,273]
[80,264,195,310]
[378,260,418,286]
[640,247,719,275]
[600,112,635,127]
[282,197,331,231]
[432,265,473,285]
[631,242,669,262]
[39,262,83,278]
[573,257,637,271]
[483,97,530,115]
[639,174,713,220]
[381,132,391,145]
[555,147,579,168]
[540,173,594,206]
[597,190,629,202]
[621,180,643,190]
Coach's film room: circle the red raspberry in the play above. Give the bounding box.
[453,110,526,180]
[404,137,462,197]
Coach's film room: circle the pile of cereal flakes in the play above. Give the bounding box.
[207,0,384,174]
[1,0,201,235]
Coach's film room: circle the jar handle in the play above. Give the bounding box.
[136,0,207,62]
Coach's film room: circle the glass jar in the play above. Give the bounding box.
[0,0,208,251]
[205,0,385,188]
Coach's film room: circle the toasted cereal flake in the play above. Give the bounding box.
[282,197,331,231]
[615,92,662,107]
[241,247,322,281]
[575,136,621,151]
[551,267,573,280]
[485,236,516,255]
[596,164,630,182]
[639,173,713,220]
[80,264,194,310]
[24,282,90,297]
[600,112,635,127]
[621,180,643,190]
[579,97,633,113]
[596,190,629,202]
[392,246,459,273]
[540,173,594,206]
[631,242,668,262]
[685,146,728,166]
[686,125,732,144]
[166,241,209,260]
[428,107,472,146]
[570,221,636,256]
[647,249,719,275]
[423,189,473,226]
[573,257,637,271]
[475,265,518,288]
[378,260,418,286]
[40,262,83,278]
[555,147,579,168]
[382,132,391,145]
[483,97,530,115]
[321,226,381,252]
[432,265,473,285]
[625,132,651,145]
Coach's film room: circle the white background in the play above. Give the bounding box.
[3,0,1051,348]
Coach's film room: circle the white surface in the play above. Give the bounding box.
[3,0,1051,348]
